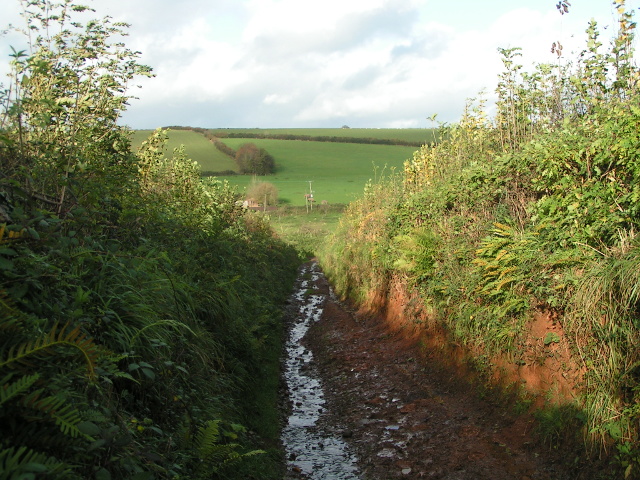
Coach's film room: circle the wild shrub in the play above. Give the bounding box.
[246,179,279,206]
[0,1,299,478]
[235,143,275,175]
[320,1,640,470]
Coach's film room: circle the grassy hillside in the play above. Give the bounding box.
[131,129,236,172]
[131,129,418,206]
[218,138,416,205]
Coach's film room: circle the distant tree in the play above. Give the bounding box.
[255,148,275,174]
[235,143,258,173]
[235,143,275,175]
[342,125,350,129]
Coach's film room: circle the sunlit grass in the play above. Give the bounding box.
[218,138,414,205]
[267,206,345,258]
[131,129,419,206]
[130,129,236,171]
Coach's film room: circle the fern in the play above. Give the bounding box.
[0,291,26,342]
[473,223,531,298]
[0,322,98,381]
[492,222,515,237]
[192,420,264,475]
[0,446,70,480]
[0,373,40,406]
[19,391,84,438]
[495,276,518,292]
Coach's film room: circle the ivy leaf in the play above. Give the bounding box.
[27,227,40,240]
[130,473,154,480]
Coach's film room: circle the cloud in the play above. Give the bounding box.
[118,0,561,128]
[342,65,384,90]
[243,0,417,60]
[1,0,636,129]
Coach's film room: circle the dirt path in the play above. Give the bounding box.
[282,262,594,479]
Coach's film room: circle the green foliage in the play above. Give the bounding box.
[0,446,71,479]
[386,227,439,287]
[0,1,299,479]
[319,2,640,469]
[247,180,278,206]
[320,170,403,306]
[0,322,98,379]
[187,420,265,479]
[567,239,640,447]
[513,98,640,249]
[1,0,152,216]
[235,143,275,175]
[534,404,586,449]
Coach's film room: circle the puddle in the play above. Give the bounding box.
[282,262,360,479]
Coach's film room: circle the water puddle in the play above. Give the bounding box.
[282,262,360,479]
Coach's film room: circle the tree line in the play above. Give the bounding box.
[165,125,425,147]
[211,131,424,147]
[165,126,276,176]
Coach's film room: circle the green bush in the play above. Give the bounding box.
[0,1,299,478]
[235,143,276,175]
[320,3,640,473]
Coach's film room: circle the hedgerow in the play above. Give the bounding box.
[0,1,298,478]
[320,2,640,475]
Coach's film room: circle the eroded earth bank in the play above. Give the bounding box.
[281,262,602,480]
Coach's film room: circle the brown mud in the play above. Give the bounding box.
[282,262,606,479]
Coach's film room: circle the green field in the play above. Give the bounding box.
[130,129,419,206]
[209,127,437,144]
[130,129,236,171]
[267,206,345,256]
[217,138,415,205]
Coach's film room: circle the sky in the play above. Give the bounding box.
[1,0,637,129]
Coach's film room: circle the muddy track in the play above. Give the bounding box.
[281,262,600,479]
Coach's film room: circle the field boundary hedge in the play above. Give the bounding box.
[164,125,426,147]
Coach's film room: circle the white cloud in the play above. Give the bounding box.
[1,0,638,129]
[264,93,296,105]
